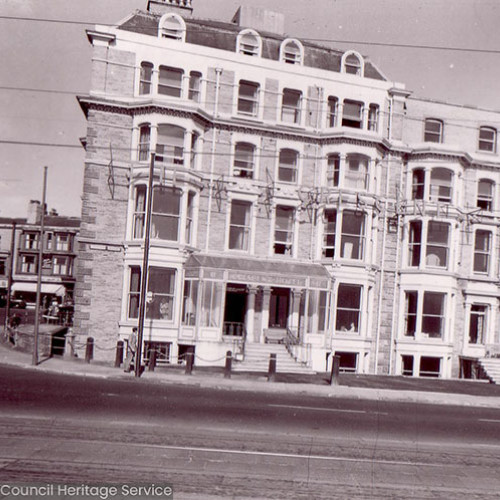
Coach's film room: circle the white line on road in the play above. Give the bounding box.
[268,404,389,415]
[479,419,500,423]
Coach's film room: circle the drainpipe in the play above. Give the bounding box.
[205,68,222,253]
[4,221,17,330]
[388,157,405,374]
[374,157,390,374]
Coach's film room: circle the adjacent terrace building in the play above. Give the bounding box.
[0,200,80,307]
[74,0,500,379]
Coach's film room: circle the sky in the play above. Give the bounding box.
[1,0,500,218]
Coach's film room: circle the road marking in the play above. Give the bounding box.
[268,404,367,414]
[479,419,500,423]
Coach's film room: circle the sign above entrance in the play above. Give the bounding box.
[228,271,305,287]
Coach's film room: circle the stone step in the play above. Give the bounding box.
[479,358,500,384]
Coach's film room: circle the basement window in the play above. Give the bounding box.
[419,356,441,377]
[334,351,358,373]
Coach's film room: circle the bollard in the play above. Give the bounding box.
[64,328,76,359]
[224,350,232,379]
[85,337,94,364]
[267,353,277,382]
[148,345,157,372]
[115,340,124,368]
[185,351,194,375]
[329,355,340,386]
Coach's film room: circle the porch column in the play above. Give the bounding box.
[290,289,302,336]
[260,286,272,343]
[245,286,258,342]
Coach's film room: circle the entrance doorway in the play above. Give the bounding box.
[223,284,247,336]
[269,287,290,328]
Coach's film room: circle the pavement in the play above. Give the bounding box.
[1,338,500,409]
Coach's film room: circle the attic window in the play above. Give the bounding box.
[280,39,303,65]
[237,29,262,57]
[341,51,364,76]
[158,13,186,42]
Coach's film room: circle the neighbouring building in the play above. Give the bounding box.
[74,0,500,379]
[0,200,80,308]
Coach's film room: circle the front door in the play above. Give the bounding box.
[269,287,289,328]
[223,284,247,336]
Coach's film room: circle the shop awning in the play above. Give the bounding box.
[11,282,66,297]
[185,254,331,289]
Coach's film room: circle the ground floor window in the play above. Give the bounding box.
[307,290,329,334]
[128,266,141,319]
[419,356,441,377]
[201,281,224,327]
[469,304,487,344]
[334,351,358,373]
[335,284,362,333]
[182,280,198,326]
[401,355,414,376]
[144,341,171,365]
[147,267,176,320]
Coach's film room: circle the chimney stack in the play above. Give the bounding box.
[147,0,193,17]
[27,200,42,224]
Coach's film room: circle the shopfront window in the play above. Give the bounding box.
[182,280,198,326]
[201,281,223,327]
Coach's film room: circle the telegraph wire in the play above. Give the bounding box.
[1,15,499,55]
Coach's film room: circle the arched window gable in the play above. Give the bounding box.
[341,50,364,76]
[158,13,186,42]
[280,38,304,65]
[236,29,262,57]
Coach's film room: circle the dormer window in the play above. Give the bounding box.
[280,39,304,65]
[158,13,186,42]
[341,51,364,76]
[236,29,261,56]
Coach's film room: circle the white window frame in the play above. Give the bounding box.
[402,289,447,340]
[335,283,363,334]
[277,148,299,184]
[406,219,451,270]
[233,141,256,179]
[139,61,153,95]
[478,126,497,153]
[341,50,364,76]
[477,178,494,211]
[468,304,488,345]
[410,166,454,204]
[158,13,186,42]
[237,80,260,117]
[473,228,492,275]
[273,205,296,256]
[424,118,444,143]
[227,199,252,252]
[279,38,304,65]
[281,88,302,125]
[158,65,184,98]
[236,28,262,57]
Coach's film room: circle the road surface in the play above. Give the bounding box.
[0,365,499,499]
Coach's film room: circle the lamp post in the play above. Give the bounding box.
[33,166,48,366]
[135,153,155,378]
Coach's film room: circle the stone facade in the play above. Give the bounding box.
[74,3,500,377]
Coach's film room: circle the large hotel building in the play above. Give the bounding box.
[74,0,500,379]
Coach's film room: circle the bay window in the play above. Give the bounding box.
[156,124,184,165]
[403,290,446,339]
[185,192,195,245]
[133,185,146,239]
[151,186,181,241]
[146,267,176,320]
[138,124,151,161]
[430,168,452,203]
[322,209,365,261]
[335,284,362,333]
[407,220,450,269]
[344,154,368,190]
[340,211,365,260]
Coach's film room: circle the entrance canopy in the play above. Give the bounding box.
[11,282,66,297]
[185,254,331,289]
